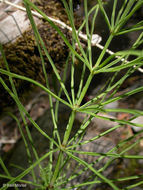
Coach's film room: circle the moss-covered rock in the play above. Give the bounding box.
[0,0,82,113]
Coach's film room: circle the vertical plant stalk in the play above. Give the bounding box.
[50,110,76,187]
[69,0,76,104]
[111,0,117,30]
[76,63,86,102]
[71,53,75,104]
[84,0,92,67]
[49,151,63,188]
[77,72,93,106]
[62,110,76,146]
[55,55,70,122]
[24,3,62,181]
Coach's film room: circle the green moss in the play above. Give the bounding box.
[0,0,83,113]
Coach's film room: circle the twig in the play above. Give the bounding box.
[0,0,143,73]
[0,138,16,144]
[0,0,102,46]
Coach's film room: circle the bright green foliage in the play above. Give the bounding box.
[0,0,143,189]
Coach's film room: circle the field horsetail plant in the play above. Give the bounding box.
[0,0,143,189]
